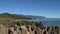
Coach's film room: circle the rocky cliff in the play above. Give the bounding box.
[0,20,60,34]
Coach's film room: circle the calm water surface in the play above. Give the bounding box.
[35,18,60,26]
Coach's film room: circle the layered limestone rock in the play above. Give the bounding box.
[0,21,60,34]
[13,31,18,34]
[0,25,8,34]
[59,26,60,34]
[20,26,28,34]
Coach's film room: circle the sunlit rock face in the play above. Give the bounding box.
[13,31,18,34]
[0,25,8,34]
[8,25,60,34]
[0,21,60,34]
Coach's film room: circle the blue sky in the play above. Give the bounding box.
[0,0,60,18]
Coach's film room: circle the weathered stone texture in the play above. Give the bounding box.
[0,25,8,34]
[0,24,60,34]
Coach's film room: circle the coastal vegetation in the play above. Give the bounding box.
[0,13,44,29]
[0,13,59,34]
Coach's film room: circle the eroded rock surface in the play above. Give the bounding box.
[0,21,60,34]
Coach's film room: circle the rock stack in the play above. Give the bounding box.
[0,21,60,34]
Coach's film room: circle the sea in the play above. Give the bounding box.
[34,18,60,26]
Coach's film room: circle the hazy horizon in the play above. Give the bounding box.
[0,0,60,18]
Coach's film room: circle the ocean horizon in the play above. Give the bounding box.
[35,18,60,26]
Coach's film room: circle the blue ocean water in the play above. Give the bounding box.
[35,18,60,26]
